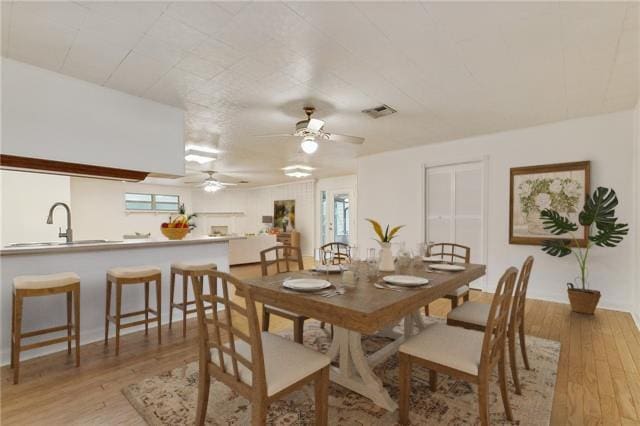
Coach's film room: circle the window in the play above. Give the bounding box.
[125,193,180,212]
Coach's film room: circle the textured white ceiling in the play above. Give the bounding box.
[2,1,638,186]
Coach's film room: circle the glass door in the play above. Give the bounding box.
[320,190,353,246]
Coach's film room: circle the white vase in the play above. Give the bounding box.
[377,241,395,272]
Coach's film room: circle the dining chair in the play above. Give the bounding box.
[399,267,518,426]
[259,245,308,343]
[193,270,330,426]
[447,256,534,394]
[424,243,471,316]
[319,242,351,265]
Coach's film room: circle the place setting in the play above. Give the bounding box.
[374,274,430,292]
[282,277,345,298]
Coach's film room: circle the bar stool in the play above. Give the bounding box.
[105,266,161,355]
[11,272,81,384]
[169,261,217,337]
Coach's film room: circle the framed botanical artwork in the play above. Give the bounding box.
[274,200,295,232]
[509,161,590,246]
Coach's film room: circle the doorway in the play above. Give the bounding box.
[424,160,487,289]
[320,190,354,246]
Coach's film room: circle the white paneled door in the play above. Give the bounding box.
[425,161,486,289]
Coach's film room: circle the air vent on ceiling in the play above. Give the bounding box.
[362,104,397,119]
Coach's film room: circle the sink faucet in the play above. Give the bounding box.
[46,202,73,243]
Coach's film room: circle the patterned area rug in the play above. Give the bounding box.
[123,319,560,425]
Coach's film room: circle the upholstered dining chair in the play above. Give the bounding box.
[447,256,534,394]
[399,267,518,426]
[424,243,471,315]
[193,270,330,426]
[259,245,307,343]
[319,242,351,265]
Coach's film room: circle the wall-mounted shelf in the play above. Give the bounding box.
[194,212,245,217]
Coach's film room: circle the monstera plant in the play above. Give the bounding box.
[539,187,629,314]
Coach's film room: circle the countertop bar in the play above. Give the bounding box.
[1,234,237,365]
[0,235,246,256]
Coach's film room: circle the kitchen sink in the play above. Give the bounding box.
[6,242,61,247]
[62,239,122,245]
[6,240,122,248]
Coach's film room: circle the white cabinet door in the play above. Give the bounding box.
[425,161,485,289]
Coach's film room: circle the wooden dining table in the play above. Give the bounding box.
[244,262,486,411]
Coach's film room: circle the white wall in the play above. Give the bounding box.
[1,59,184,177]
[70,178,193,241]
[634,103,640,324]
[192,180,316,255]
[358,110,637,312]
[0,170,71,244]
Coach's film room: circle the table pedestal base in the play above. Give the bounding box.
[325,312,426,411]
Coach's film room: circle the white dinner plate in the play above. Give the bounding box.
[382,275,430,287]
[283,278,332,292]
[429,264,466,272]
[313,264,343,273]
[422,256,447,263]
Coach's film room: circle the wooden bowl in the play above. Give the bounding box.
[161,227,189,240]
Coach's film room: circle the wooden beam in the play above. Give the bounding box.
[0,154,149,181]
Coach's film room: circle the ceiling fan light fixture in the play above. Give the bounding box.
[300,136,318,154]
[283,164,314,178]
[203,181,222,192]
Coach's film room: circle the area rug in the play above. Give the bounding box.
[123,319,559,425]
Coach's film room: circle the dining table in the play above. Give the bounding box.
[243,262,486,411]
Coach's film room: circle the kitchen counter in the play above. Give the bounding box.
[0,235,246,256]
[0,235,242,365]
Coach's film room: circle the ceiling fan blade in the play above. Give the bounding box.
[327,133,365,145]
[182,178,205,184]
[217,182,238,186]
[255,133,299,138]
[307,118,325,132]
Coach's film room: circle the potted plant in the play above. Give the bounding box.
[365,219,404,272]
[539,187,629,314]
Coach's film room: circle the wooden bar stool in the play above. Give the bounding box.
[11,272,81,384]
[169,261,217,337]
[105,266,161,355]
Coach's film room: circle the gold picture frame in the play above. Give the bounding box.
[509,161,590,246]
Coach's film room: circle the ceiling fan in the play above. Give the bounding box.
[183,171,248,193]
[257,106,365,154]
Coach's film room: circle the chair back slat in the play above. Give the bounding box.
[510,256,534,332]
[194,271,266,396]
[260,245,303,277]
[319,242,352,265]
[480,267,518,372]
[427,243,471,263]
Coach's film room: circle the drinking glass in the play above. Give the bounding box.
[315,248,326,272]
[366,248,379,282]
[413,242,426,268]
[349,244,360,263]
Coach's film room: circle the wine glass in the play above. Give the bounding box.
[366,248,379,282]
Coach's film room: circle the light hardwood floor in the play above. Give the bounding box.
[2,260,639,425]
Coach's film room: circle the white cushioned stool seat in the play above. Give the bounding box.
[14,272,80,290]
[211,332,330,396]
[171,261,217,272]
[446,284,470,297]
[447,301,490,327]
[399,322,484,375]
[107,266,161,279]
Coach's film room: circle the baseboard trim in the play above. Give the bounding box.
[633,312,640,330]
